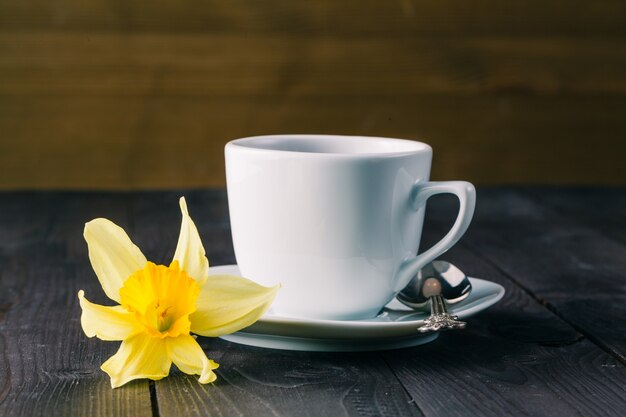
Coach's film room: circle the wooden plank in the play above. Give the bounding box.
[2,29,626,191]
[1,95,626,189]
[2,4,626,192]
[1,0,626,35]
[128,191,234,265]
[1,190,624,415]
[427,189,626,362]
[3,33,626,96]
[158,339,425,417]
[380,200,626,416]
[383,240,626,417]
[0,193,153,416]
[521,187,626,245]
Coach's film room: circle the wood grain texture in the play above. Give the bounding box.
[0,193,153,416]
[387,335,626,417]
[1,189,626,416]
[2,1,626,189]
[137,189,626,417]
[159,340,424,417]
[382,200,626,417]
[1,94,626,189]
[2,0,626,35]
[431,189,626,362]
[3,33,626,96]
[522,187,626,245]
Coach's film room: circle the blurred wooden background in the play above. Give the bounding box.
[1,1,626,189]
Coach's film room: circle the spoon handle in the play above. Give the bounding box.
[418,295,467,333]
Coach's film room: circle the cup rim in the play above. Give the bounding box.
[226,134,432,159]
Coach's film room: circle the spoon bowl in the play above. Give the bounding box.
[396,260,472,309]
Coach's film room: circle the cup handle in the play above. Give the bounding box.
[393,181,476,292]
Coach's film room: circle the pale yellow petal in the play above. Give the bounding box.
[84,218,147,303]
[172,197,209,283]
[78,290,142,341]
[167,335,219,384]
[101,333,171,388]
[190,274,279,337]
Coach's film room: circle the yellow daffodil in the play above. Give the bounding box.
[78,197,279,388]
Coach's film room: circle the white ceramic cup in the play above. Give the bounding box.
[225,135,475,320]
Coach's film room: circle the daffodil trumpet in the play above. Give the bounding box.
[78,197,279,388]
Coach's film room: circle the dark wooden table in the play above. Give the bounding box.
[1,188,625,416]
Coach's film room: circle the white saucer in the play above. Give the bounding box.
[210,265,505,352]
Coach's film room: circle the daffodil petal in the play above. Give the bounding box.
[78,290,142,341]
[167,334,219,384]
[101,333,171,388]
[172,197,209,283]
[84,218,147,303]
[190,274,279,337]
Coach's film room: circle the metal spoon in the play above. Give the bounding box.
[396,261,471,332]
